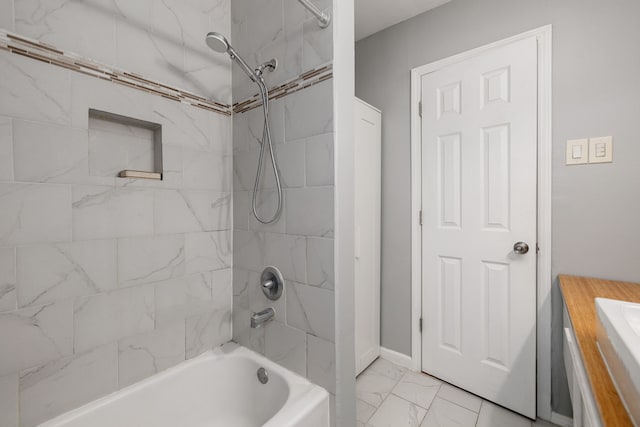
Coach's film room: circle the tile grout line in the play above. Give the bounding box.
[434,386,481,414]
[475,400,485,427]
[361,359,539,427]
[362,365,423,426]
[360,361,491,426]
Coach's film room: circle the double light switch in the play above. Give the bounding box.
[566,136,613,165]
[589,136,613,163]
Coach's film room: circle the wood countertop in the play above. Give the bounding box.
[559,275,640,427]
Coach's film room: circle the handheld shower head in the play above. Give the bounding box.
[205,31,258,83]
[203,31,283,224]
[205,32,229,53]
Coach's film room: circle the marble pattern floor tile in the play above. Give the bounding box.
[420,397,478,427]
[367,394,427,427]
[357,357,560,427]
[476,400,533,427]
[367,357,407,381]
[356,370,398,408]
[357,398,377,424]
[436,383,482,413]
[392,371,442,409]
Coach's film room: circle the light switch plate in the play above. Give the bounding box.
[566,139,588,165]
[589,136,613,163]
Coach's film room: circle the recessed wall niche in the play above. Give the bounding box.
[88,109,163,179]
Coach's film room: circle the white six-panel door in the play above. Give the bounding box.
[420,36,538,418]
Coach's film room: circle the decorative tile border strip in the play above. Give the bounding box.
[233,63,333,114]
[0,29,333,118]
[0,30,232,117]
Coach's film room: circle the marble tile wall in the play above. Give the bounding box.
[0,0,338,425]
[0,20,232,425]
[230,0,333,102]
[0,0,231,104]
[231,0,336,424]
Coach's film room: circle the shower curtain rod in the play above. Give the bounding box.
[297,0,331,28]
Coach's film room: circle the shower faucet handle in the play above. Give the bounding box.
[260,266,284,301]
[262,279,275,290]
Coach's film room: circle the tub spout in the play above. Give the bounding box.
[251,307,275,328]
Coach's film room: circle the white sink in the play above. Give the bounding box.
[596,298,640,426]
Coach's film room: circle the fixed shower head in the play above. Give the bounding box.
[205,32,229,53]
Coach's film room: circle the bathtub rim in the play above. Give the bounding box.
[39,341,329,427]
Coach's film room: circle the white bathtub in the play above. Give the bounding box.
[40,343,329,427]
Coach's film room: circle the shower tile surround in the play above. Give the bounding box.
[10,0,233,104]
[0,30,231,117]
[0,0,236,425]
[0,54,234,426]
[230,0,338,423]
[0,0,338,425]
[0,30,333,118]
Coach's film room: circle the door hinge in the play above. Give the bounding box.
[419,318,423,333]
[418,101,422,117]
[536,243,540,254]
[419,210,423,226]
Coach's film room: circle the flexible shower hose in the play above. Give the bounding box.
[251,79,283,224]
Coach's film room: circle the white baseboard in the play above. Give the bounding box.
[550,411,573,426]
[380,347,413,370]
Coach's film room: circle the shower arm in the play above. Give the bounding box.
[297,0,331,28]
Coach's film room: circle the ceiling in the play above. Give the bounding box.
[355,0,452,41]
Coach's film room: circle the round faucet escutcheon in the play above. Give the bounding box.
[260,266,283,301]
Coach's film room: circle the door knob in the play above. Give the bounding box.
[513,242,529,254]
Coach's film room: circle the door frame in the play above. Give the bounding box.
[409,25,553,419]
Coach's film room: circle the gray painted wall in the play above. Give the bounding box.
[356,0,640,416]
